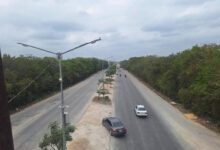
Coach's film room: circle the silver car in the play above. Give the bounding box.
[135,105,148,117]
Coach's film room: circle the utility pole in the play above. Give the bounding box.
[0,50,14,150]
[18,37,101,150]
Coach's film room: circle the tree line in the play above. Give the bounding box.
[121,44,220,126]
[2,54,107,111]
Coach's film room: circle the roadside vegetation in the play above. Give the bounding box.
[96,64,116,102]
[39,121,75,150]
[121,44,220,127]
[2,54,108,111]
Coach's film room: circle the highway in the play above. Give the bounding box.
[112,70,182,150]
[111,69,220,150]
[10,69,220,150]
[11,71,103,150]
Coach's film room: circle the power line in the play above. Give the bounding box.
[8,64,52,103]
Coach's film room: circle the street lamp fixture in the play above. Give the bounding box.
[17,37,101,150]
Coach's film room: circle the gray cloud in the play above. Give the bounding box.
[42,21,83,32]
[30,30,65,40]
[1,0,220,61]
[143,15,220,34]
[174,0,211,5]
[30,21,84,41]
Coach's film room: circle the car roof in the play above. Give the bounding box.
[107,117,122,123]
[136,105,145,108]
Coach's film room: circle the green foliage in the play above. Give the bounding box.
[121,44,220,123]
[98,78,108,85]
[39,121,75,150]
[98,78,113,86]
[3,55,107,111]
[96,64,115,98]
[105,78,114,84]
[106,64,116,77]
[98,78,107,90]
[97,88,109,98]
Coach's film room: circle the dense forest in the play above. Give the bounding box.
[121,44,220,125]
[2,54,107,111]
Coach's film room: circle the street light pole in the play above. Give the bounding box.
[18,37,101,150]
[57,53,66,150]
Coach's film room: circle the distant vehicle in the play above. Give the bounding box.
[102,117,127,136]
[135,105,148,117]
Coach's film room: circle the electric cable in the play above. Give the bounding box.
[8,63,53,103]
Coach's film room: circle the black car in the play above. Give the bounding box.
[102,117,127,137]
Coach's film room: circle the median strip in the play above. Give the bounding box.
[67,76,115,150]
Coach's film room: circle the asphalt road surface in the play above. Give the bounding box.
[11,71,103,150]
[111,69,220,150]
[112,71,182,150]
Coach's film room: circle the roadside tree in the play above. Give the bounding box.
[39,121,75,150]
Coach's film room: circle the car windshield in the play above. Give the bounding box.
[138,107,146,111]
[112,121,123,127]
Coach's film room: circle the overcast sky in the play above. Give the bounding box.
[0,0,220,60]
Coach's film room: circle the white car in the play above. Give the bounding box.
[135,105,148,117]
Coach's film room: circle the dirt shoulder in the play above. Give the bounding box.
[67,77,115,150]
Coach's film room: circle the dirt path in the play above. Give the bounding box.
[67,78,114,150]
